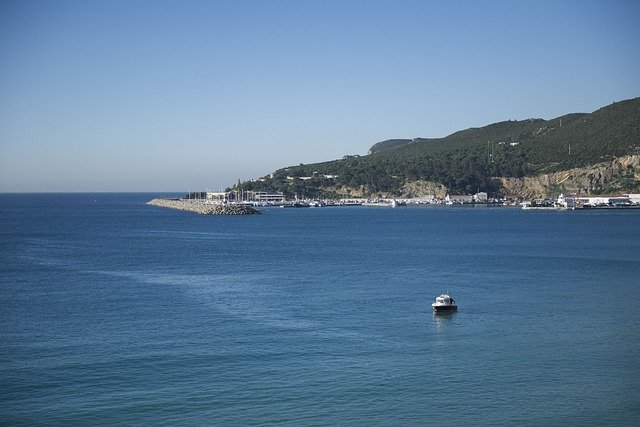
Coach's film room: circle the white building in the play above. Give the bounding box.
[252,192,285,203]
[206,192,229,203]
[446,195,474,204]
[414,195,436,203]
[474,192,488,203]
[627,194,640,204]
[557,194,632,208]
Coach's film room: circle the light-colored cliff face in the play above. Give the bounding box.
[328,180,447,199]
[400,180,448,198]
[328,185,370,198]
[324,155,639,199]
[500,155,640,198]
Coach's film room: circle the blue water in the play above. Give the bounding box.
[1,193,639,425]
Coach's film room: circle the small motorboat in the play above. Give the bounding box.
[432,293,457,312]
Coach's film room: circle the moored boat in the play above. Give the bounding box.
[432,293,457,312]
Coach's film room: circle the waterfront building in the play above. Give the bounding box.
[474,192,488,203]
[206,191,285,204]
[251,192,285,204]
[628,194,640,204]
[206,192,229,203]
[414,195,436,204]
[557,194,632,208]
[445,194,474,204]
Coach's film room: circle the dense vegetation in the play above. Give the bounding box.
[239,98,640,197]
[368,139,414,154]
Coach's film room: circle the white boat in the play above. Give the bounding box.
[521,201,562,210]
[432,293,457,312]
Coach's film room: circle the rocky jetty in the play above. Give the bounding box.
[146,199,261,215]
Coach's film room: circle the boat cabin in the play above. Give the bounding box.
[432,293,457,312]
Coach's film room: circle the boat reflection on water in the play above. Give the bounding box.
[433,309,457,331]
[433,309,457,318]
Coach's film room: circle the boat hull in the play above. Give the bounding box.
[432,305,457,312]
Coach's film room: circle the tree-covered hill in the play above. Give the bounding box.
[367,139,413,154]
[240,97,640,198]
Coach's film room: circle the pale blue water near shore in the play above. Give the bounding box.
[1,193,639,425]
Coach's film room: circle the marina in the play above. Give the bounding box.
[179,189,640,212]
[147,192,640,216]
[522,194,640,210]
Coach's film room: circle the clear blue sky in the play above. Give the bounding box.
[1,0,639,192]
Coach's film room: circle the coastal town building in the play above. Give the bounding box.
[557,194,633,208]
[414,195,436,203]
[286,174,338,181]
[251,192,285,204]
[206,191,285,204]
[206,192,229,203]
[474,192,488,203]
[445,195,473,204]
[444,192,489,204]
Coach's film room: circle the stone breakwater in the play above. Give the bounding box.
[146,199,261,215]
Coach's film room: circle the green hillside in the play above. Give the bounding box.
[367,139,413,154]
[240,97,640,197]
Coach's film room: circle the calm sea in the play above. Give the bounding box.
[1,193,639,425]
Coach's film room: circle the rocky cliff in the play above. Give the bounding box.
[322,155,639,199]
[500,155,640,198]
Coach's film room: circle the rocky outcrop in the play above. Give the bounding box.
[147,199,261,215]
[500,155,640,198]
[400,180,448,198]
[328,156,639,199]
[325,179,448,199]
[325,185,370,198]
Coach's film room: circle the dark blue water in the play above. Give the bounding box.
[1,193,639,425]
